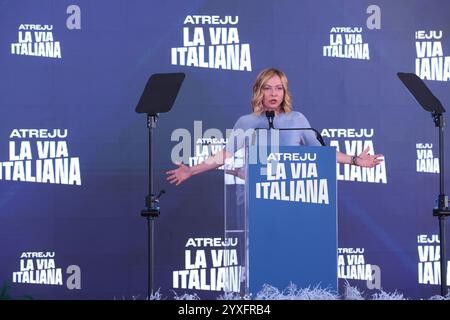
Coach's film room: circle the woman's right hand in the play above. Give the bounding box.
[166,163,192,186]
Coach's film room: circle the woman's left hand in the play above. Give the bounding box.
[357,146,384,168]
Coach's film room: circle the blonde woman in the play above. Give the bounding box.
[167,68,383,185]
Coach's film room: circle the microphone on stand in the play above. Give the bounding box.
[265,111,275,129]
[263,110,325,146]
[302,128,326,146]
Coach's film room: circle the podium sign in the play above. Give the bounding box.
[225,145,337,296]
[248,146,337,294]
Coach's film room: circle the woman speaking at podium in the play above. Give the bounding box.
[167,68,383,185]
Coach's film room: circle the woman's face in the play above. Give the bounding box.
[262,75,284,112]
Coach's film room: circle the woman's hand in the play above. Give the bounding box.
[357,146,384,168]
[166,163,192,186]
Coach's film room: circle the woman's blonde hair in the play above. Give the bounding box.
[251,68,293,114]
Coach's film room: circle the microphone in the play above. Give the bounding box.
[315,130,326,146]
[276,127,326,146]
[259,112,326,146]
[301,128,326,146]
[265,111,275,129]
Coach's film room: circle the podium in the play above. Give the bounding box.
[224,135,337,296]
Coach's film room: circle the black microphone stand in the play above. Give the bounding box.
[140,113,164,299]
[135,73,185,299]
[262,111,325,146]
[265,111,275,129]
[279,127,326,146]
[431,111,450,296]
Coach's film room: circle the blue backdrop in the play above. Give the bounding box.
[0,0,449,299]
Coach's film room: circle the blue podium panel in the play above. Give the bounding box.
[248,146,337,294]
